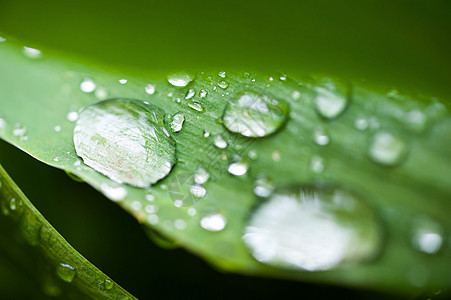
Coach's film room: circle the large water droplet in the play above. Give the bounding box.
[313,78,350,119]
[80,78,96,93]
[200,213,227,232]
[243,185,382,271]
[368,131,407,166]
[167,72,193,87]
[222,90,289,137]
[73,99,176,187]
[194,167,209,184]
[411,216,444,254]
[57,263,76,283]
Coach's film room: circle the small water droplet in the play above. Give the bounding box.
[187,207,197,216]
[174,199,183,207]
[218,71,226,78]
[54,125,62,132]
[199,89,208,98]
[187,101,204,112]
[404,109,426,131]
[354,117,369,131]
[218,81,229,89]
[190,184,207,198]
[214,135,228,149]
[104,279,114,290]
[169,113,185,132]
[23,46,41,59]
[145,194,155,201]
[74,99,176,187]
[168,72,193,87]
[119,79,128,84]
[248,149,258,160]
[279,75,287,81]
[12,124,27,137]
[200,213,227,232]
[53,157,60,162]
[131,201,142,211]
[228,158,249,176]
[146,213,159,225]
[9,198,17,211]
[271,151,281,162]
[0,118,6,129]
[253,175,274,197]
[243,185,382,271]
[100,184,127,201]
[291,90,301,100]
[57,263,76,283]
[411,216,444,254]
[313,78,350,119]
[203,130,210,137]
[0,36,6,42]
[310,155,325,173]
[194,167,209,184]
[174,219,187,230]
[80,78,96,93]
[222,90,289,137]
[185,89,195,100]
[67,111,79,122]
[313,127,330,146]
[368,132,407,166]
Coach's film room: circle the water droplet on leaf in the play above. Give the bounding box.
[57,263,76,283]
[411,216,444,254]
[169,113,185,132]
[168,72,193,87]
[222,91,289,137]
[368,131,407,166]
[243,185,382,271]
[73,99,176,187]
[313,78,350,119]
[200,213,227,232]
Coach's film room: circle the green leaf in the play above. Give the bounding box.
[0,37,450,297]
[0,163,135,299]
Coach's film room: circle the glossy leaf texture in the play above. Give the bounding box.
[0,38,450,296]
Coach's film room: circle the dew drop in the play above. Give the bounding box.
[145,194,155,201]
[147,214,159,225]
[228,158,249,176]
[104,279,114,290]
[199,89,208,98]
[174,219,187,230]
[218,81,229,89]
[411,216,444,254]
[0,36,6,42]
[200,213,227,232]
[253,175,274,197]
[73,99,176,187]
[368,131,407,166]
[145,204,158,213]
[23,46,41,59]
[168,72,193,87]
[67,111,79,122]
[169,113,185,132]
[214,134,228,149]
[354,117,369,131]
[95,87,108,100]
[190,184,207,198]
[194,167,209,184]
[222,90,289,137]
[57,263,76,283]
[54,125,62,132]
[174,200,183,207]
[187,207,197,216]
[119,79,128,84]
[9,198,17,211]
[313,78,350,119]
[185,89,195,100]
[218,71,226,78]
[310,155,325,173]
[203,130,210,137]
[313,127,330,146]
[100,184,127,201]
[187,101,204,112]
[80,78,96,93]
[243,185,382,271]
[144,83,155,95]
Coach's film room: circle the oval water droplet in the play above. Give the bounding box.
[218,71,226,78]
[214,134,228,149]
[313,78,350,119]
[227,157,249,176]
[368,131,407,166]
[57,263,76,283]
[187,101,204,112]
[218,81,229,89]
[145,84,155,95]
[243,185,382,271]
[80,78,96,93]
[222,90,289,137]
[185,89,195,100]
[23,46,41,59]
[411,216,444,254]
[253,175,274,197]
[199,89,208,98]
[73,99,176,187]
[169,113,185,132]
[200,213,227,232]
[104,279,114,290]
[167,72,193,87]
[312,127,330,146]
[194,167,209,184]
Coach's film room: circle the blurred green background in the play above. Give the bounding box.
[1,0,451,298]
